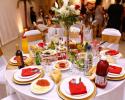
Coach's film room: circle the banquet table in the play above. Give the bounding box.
[4,26,125,100]
[5,58,125,100]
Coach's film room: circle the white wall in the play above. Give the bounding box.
[0,0,37,45]
[0,0,19,45]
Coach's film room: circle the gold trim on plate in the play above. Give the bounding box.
[107,74,125,81]
[13,68,44,85]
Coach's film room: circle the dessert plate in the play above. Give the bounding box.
[100,50,122,58]
[31,78,54,94]
[60,76,94,99]
[53,60,72,71]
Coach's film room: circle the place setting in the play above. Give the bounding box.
[100,49,122,59]
[57,76,96,100]
[13,66,44,84]
[107,64,125,81]
[8,54,30,66]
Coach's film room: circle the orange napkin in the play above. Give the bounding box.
[21,68,38,76]
[69,79,87,95]
[105,50,119,56]
[108,65,122,74]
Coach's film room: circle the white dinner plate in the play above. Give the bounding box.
[42,49,57,56]
[9,54,29,64]
[60,76,94,99]
[53,60,72,71]
[13,66,42,82]
[107,64,125,78]
[30,78,54,94]
[100,50,122,58]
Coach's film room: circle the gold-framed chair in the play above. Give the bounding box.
[101,28,121,50]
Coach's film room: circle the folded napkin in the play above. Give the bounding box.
[105,50,119,56]
[108,65,122,74]
[21,68,38,77]
[38,42,45,47]
[69,79,87,95]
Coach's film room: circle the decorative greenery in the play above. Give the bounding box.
[51,4,80,29]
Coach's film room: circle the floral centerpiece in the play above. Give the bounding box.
[52,4,80,51]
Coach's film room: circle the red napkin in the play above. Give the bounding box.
[69,79,87,95]
[108,65,122,74]
[21,68,38,76]
[105,50,119,56]
[38,42,45,47]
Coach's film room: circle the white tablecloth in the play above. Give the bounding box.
[5,58,125,100]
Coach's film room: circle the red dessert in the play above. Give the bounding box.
[36,79,50,86]
[105,50,119,56]
[108,65,122,74]
[59,63,66,68]
[38,42,45,47]
[21,68,38,76]
[69,79,87,95]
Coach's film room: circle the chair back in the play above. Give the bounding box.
[24,30,43,42]
[101,28,121,50]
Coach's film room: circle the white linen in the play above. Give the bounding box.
[46,27,64,43]
[24,30,41,36]
[1,93,19,100]
[5,62,125,100]
[70,26,80,33]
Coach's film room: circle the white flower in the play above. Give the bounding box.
[69,5,75,10]
[75,10,80,15]
[59,6,66,13]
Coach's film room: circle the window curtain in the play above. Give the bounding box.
[0,0,19,45]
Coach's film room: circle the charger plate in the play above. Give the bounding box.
[13,67,44,84]
[13,73,43,85]
[57,82,96,100]
[107,74,125,81]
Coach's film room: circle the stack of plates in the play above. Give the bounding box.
[107,64,125,81]
[9,54,30,66]
[57,76,96,100]
[13,66,44,84]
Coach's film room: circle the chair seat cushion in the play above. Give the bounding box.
[24,30,41,36]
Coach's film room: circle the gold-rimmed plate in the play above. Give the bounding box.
[59,76,95,100]
[57,81,96,100]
